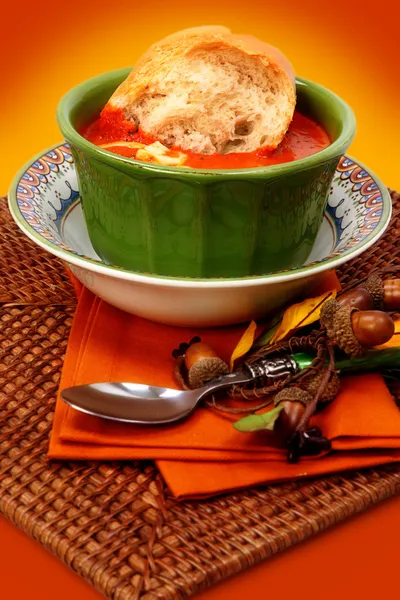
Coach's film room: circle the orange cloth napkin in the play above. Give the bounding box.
[49,277,400,499]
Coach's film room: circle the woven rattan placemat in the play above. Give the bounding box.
[1,193,399,600]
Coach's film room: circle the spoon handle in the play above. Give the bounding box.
[197,354,299,399]
[244,355,299,380]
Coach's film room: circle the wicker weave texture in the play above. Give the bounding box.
[0,194,399,600]
[0,201,75,305]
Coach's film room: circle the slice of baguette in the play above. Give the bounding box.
[106,27,296,155]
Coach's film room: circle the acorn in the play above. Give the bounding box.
[364,274,400,310]
[184,341,229,388]
[337,287,374,311]
[275,388,333,462]
[321,298,395,356]
[351,310,395,347]
[274,387,312,439]
[382,279,400,311]
[320,298,365,357]
[364,273,385,308]
[274,386,312,408]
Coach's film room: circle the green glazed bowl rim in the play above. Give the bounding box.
[8,144,392,289]
[56,68,356,178]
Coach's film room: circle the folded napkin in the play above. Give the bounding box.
[49,275,400,499]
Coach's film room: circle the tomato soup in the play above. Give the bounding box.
[81,107,331,169]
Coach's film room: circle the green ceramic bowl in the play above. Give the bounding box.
[57,68,356,278]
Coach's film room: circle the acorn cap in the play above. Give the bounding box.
[320,298,365,357]
[188,357,229,388]
[319,298,337,330]
[364,273,385,309]
[302,370,341,404]
[274,386,313,407]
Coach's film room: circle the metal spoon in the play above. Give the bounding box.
[60,356,299,425]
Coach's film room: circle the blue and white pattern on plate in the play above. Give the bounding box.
[13,144,388,275]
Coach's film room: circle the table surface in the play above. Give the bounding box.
[1,495,399,599]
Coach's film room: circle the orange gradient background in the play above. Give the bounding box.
[1,2,400,599]
[1,0,400,193]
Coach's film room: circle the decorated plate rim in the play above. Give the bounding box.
[8,143,392,289]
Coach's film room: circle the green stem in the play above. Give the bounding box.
[292,347,400,374]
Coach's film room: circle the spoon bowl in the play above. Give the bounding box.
[61,372,252,425]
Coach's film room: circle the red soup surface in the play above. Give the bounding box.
[81,107,331,169]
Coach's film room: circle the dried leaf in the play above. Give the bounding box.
[253,311,284,348]
[229,320,257,371]
[233,405,284,433]
[270,290,338,344]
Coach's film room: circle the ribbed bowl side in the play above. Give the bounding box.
[72,145,341,278]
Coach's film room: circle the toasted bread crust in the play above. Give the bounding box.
[106,27,296,154]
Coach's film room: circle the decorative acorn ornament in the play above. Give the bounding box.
[351,310,395,347]
[273,387,333,463]
[364,273,385,308]
[364,274,400,311]
[273,387,311,439]
[320,299,395,357]
[337,287,374,311]
[381,279,400,310]
[172,337,229,388]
